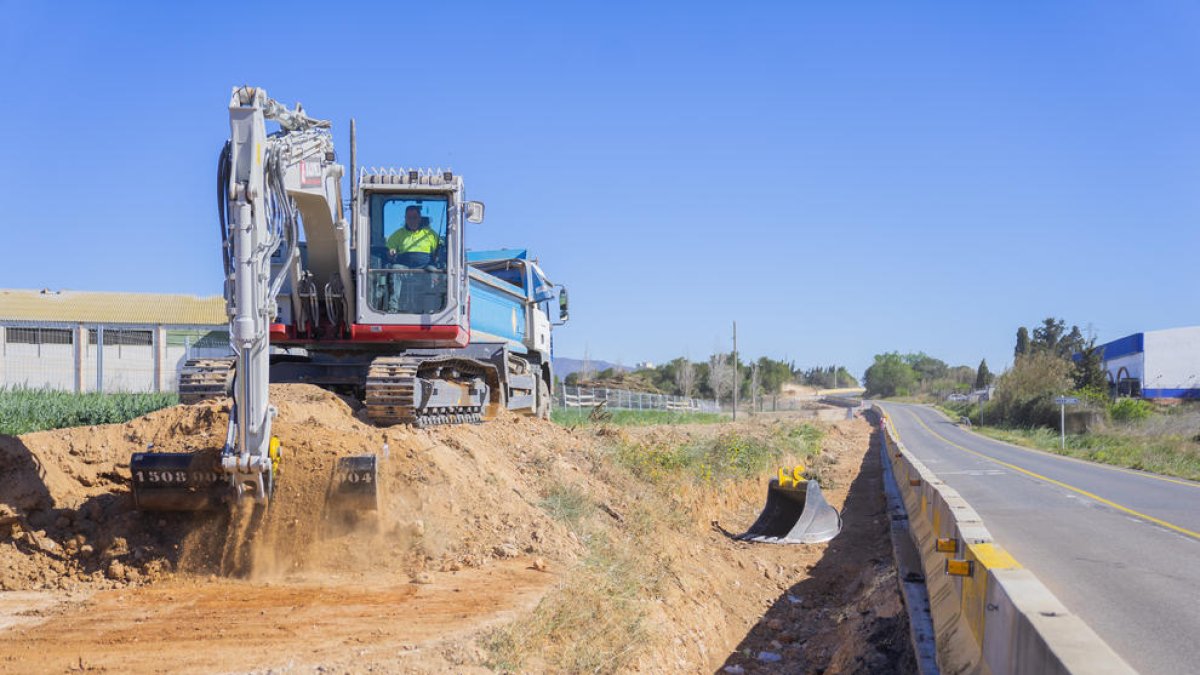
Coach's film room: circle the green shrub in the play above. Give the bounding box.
[539,484,593,524]
[612,424,822,484]
[1109,398,1152,423]
[990,352,1072,428]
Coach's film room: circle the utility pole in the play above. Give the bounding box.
[732,321,738,421]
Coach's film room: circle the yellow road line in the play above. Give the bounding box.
[922,405,1200,490]
[898,407,1200,543]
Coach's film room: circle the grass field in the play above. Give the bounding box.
[972,425,1200,482]
[550,407,726,427]
[0,388,178,436]
[934,403,1200,482]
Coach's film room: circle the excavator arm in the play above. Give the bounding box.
[131,87,370,510]
[220,85,338,503]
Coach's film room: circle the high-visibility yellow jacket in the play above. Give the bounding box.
[386,226,441,254]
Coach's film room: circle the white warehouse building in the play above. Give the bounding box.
[0,289,231,393]
[1088,326,1200,400]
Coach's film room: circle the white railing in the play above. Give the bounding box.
[557,385,720,413]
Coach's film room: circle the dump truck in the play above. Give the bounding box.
[130,86,569,512]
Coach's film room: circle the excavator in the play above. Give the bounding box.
[130,86,569,512]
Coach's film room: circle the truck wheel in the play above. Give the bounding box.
[536,378,551,419]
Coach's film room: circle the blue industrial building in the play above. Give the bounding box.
[1084,326,1200,399]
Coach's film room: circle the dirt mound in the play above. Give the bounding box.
[0,384,587,591]
[0,390,912,673]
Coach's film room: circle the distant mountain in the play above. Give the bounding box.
[553,356,629,379]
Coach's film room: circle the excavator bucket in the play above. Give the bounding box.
[736,478,841,544]
[130,451,226,511]
[327,455,380,512]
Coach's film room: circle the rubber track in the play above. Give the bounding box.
[364,355,489,428]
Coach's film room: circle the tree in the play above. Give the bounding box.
[674,357,696,398]
[949,365,976,388]
[835,367,860,388]
[1072,340,1108,393]
[991,351,1072,427]
[1017,317,1089,360]
[974,359,993,389]
[755,357,793,395]
[1059,326,1086,359]
[863,352,918,398]
[1015,327,1030,357]
[1032,318,1066,353]
[903,352,949,385]
[708,353,733,405]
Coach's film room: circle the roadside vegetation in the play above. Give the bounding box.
[486,419,828,671]
[564,353,858,411]
[968,422,1200,482]
[0,387,178,436]
[611,423,826,486]
[878,316,1200,481]
[862,352,990,399]
[551,407,725,427]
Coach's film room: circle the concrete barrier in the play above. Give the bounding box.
[873,405,1135,675]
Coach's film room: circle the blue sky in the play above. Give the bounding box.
[2,1,1199,378]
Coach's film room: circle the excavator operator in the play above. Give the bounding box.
[387,205,442,269]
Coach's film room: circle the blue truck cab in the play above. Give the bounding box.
[466,248,569,411]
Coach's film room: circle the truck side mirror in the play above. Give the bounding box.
[558,288,569,322]
[465,201,485,224]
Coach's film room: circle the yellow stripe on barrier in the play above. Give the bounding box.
[961,542,1021,645]
[967,542,1020,571]
[904,408,1200,544]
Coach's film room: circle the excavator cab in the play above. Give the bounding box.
[353,170,480,347]
[368,196,450,315]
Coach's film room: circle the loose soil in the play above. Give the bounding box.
[0,385,912,673]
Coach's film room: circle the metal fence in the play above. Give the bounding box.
[0,323,231,394]
[557,385,720,413]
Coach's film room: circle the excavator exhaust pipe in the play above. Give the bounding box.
[130,452,226,511]
[736,478,842,544]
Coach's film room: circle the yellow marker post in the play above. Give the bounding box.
[946,559,974,577]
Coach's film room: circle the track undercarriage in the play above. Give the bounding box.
[364,355,501,428]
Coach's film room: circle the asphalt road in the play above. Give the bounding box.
[877,402,1200,675]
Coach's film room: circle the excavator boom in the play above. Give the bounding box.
[131,86,374,511]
